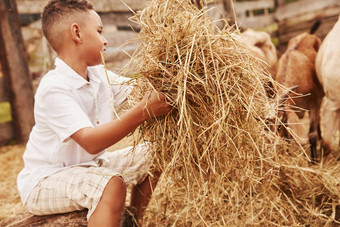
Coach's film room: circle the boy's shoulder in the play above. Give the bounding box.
[36,69,72,94]
[39,69,63,86]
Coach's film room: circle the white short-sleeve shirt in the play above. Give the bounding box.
[17,58,133,204]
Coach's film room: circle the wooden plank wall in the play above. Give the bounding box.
[17,0,276,29]
[17,0,144,29]
[234,0,275,29]
[276,0,340,45]
[17,0,145,14]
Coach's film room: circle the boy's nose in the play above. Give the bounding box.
[103,36,108,46]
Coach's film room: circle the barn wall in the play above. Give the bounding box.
[234,0,275,29]
[17,0,145,13]
[16,0,276,29]
[275,0,340,46]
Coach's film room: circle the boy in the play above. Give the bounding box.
[17,0,171,226]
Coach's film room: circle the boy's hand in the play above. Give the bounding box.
[141,90,172,119]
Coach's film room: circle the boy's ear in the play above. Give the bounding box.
[70,23,82,44]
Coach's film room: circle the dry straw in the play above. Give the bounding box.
[122,0,340,225]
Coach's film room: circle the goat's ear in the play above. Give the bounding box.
[313,36,321,52]
[191,0,203,9]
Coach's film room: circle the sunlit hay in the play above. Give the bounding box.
[122,0,340,225]
[0,145,26,223]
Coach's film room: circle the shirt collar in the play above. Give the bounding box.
[54,57,101,89]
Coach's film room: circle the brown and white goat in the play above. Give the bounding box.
[316,14,340,154]
[276,32,323,162]
[239,29,278,78]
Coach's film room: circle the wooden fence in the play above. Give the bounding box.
[16,0,276,29]
[17,0,145,29]
[275,0,340,45]
[234,0,275,29]
[17,0,145,13]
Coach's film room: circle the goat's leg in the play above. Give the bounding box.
[308,129,318,163]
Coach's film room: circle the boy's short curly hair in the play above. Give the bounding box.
[41,0,93,51]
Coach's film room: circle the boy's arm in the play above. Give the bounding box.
[71,90,171,154]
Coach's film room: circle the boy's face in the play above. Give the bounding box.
[80,10,107,66]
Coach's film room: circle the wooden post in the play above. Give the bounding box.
[0,0,34,143]
[275,0,286,7]
[223,0,237,27]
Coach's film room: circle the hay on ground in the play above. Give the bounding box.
[0,145,26,224]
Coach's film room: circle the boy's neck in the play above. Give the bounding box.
[59,54,88,80]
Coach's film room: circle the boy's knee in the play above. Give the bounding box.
[101,176,126,211]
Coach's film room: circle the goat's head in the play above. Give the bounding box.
[265,85,299,137]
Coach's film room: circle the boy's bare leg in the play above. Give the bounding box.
[130,171,161,225]
[88,176,126,227]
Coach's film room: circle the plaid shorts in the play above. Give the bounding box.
[24,144,150,220]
